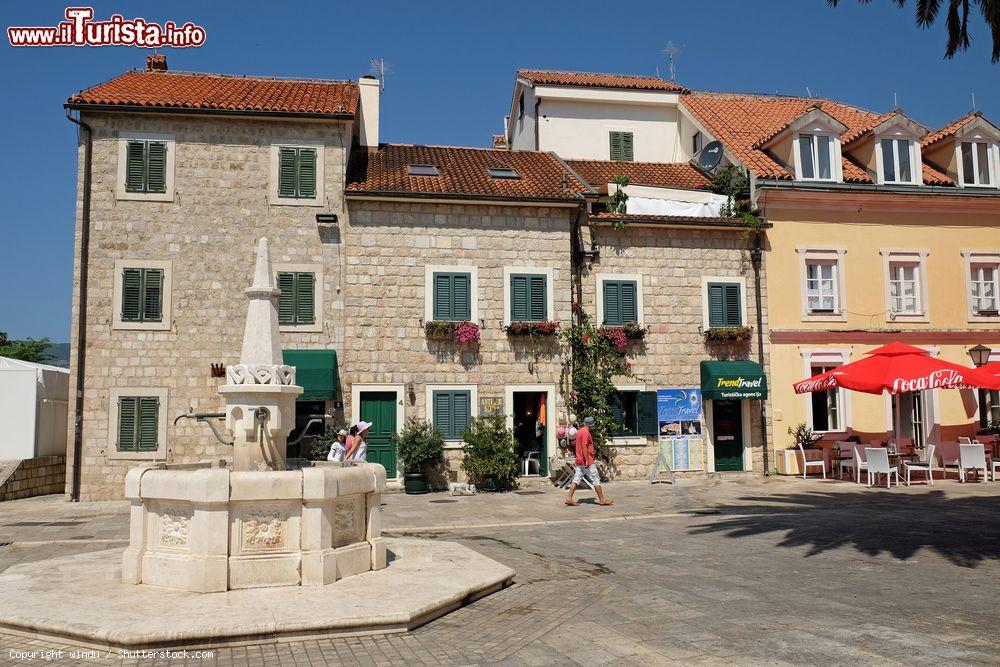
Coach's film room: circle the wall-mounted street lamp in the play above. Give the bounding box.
[969,344,992,368]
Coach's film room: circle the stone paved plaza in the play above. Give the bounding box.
[1,476,999,665]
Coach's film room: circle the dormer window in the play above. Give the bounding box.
[798,133,836,181]
[879,138,916,184]
[960,141,995,186]
[407,164,439,177]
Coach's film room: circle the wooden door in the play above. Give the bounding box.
[712,399,744,471]
[360,391,398,477]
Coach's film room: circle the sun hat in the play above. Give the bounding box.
[337,429,348,437]
[583,416,595,426]
[355,421,373,433]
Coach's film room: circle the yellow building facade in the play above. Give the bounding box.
[760,188,1000,455]
[680,98,1000,466]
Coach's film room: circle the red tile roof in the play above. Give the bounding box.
[518,70,686,92]
[67,70,359,116]
[682,93,953,186]
[590,213,760,228]
[566,160,709,191]
[922,112,981,148]
[346,145,590,201]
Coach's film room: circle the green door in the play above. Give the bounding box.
[360,391,398,477]
[712,399,743,471]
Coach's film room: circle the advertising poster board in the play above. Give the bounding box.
[656,389,705,472]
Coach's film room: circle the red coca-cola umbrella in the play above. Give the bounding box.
[793,342,1000,395]
[980,361,1000,377]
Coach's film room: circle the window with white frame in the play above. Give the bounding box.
[960,141,995,186]
[798,133,836,181]
[810,364,842,432]
[806,261,838,313]
[980,389,1000,428]
[971,264,1000,314]
[888,262,921,314]
[879,138,916,184]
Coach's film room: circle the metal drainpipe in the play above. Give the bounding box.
[751,232,769,476]
[65,110,93,502]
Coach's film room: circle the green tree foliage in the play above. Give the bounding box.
[0,331,54,363]
[828,0,1000,62]
[395,417,446,472]
[460,412,519,489]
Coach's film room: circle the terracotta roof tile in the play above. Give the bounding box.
[922,161,954,186]
[565,159,709,191]
[922,112,981,147]
[682,93,952,186]
[346,145,589,201]
[68,70,359,116]
[518,69,686,92]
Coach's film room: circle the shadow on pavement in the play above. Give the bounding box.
[689,489,1000,568]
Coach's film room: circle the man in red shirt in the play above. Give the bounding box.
[565,416,614,506]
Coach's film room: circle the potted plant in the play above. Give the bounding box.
[395,417,445,494]
[787,422,822,449]
[702,325,753,342]
[460,412,519,491]
[503,320,560,337]
[424,320,481,344]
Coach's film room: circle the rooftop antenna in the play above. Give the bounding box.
[806,86,813,99]
[369,57,389,92]
[893,92,898,108]
[661,41,684,81]
[972,91,977,110]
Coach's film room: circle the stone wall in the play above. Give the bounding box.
[0,456,66,501]
[343,200,576,484]
[581,222,771,478]
[68,112,350,500]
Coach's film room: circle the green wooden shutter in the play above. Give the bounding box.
[278,148,297,198]
[121,268,143,321]
[117,396,137,451]
[433,391,452,439]
[295,272,315,324]
[620,281,637,324]
[610,132,623,161]
[707,283,725,328]
[622,132,634,161]
[125,141,146,192]
[146,141,167,193]
[297,148,317,198]
[528,275,546,321]
[610,391,625,437]
[452,273,471,321]
[142,268,163,322]
[724,283,741,326]
[137,397,159,451]
[511,275,529,322]
[277,272,295,324]
[604,281,621,325]
[433,273,452,321]
[637,391,658,436]
[453,392,470,439]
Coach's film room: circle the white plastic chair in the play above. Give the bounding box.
[958,436,973,445]
[843,446,868,484]
[798,444,826,480]
[866,448,898,488]
[903,443,935,486]
[834,442,854,480]
[522,448,541,476]
[958,444,988,483]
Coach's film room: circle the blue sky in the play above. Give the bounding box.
[1,0,997,340]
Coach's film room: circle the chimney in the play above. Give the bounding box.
[146,54,168,72]
[492,134,508,150]
[357,76,380,149]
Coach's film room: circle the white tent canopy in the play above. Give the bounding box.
[0,356,69,459]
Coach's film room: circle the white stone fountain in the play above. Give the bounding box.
[121,238,387,592]
[0,238,513,649]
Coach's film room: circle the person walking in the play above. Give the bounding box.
[345,421,372,462]
[327,428,349,462]
[565,416,613,507]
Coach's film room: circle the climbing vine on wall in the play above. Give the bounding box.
[559,306,639,452]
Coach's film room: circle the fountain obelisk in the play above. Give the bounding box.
[218,237,303,471]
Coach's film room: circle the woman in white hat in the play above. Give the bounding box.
[345,421,372,462]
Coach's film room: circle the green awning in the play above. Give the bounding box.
[282,349,338,400]
[700,360,768,400]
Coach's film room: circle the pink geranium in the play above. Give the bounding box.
[454,322,481,344]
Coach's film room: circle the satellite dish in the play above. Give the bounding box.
[696,140,724,172]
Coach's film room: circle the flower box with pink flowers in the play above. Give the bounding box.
[425,320,481,344]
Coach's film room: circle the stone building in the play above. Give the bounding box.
[65,59,767,499]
